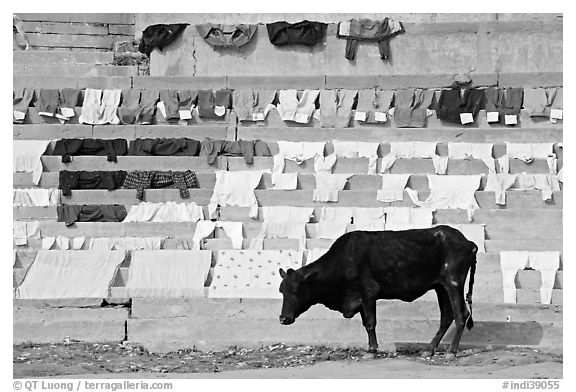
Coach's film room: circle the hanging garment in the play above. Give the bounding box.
[314,153,337,174]
[500,251,560,304]
[13,140,51,185]
[436,88,485,124]
[16,250,126,299]
[523,88,550,117]
[266,20,327,46]
[233,90,277,122]
[380,142,445,174]
[138,90,160,124]
[443,224,485,253]
[125,250,211,298]
[314,221,349,240]
[42,236,85,250]
[313,173,352,202]
[332,140,379,174]
[271,172,298,190]
[484,87,504,123]
[484,87,523,125]
[78,89,121,125]
[138,23,189,56]
[89,237,163,250]
[122,170,199,200]
[337,18,405,61]
[352,207,386,231]
[485,173,517,205]
[273,141,326,173]
[377,174,411,202]
[118,89,141,124]
[557,167,563,183]
[355,89,394,123]
[319,89,358,128]
[13,188,61,207]
[58,88,82,121]
[52,138,128,163]
[250,207,314,250]
[57,205,127,226]
[407,174,482,221]
[192,221,244,250]
[305,248,330,265]
[448,142,495,173]
[197,89,231,120]
[549,87,563,123]
[514,172,560,202]
[393,89,434,128]
[209,250,304,299]
[197,24,258,48]
[13,221,40,246]
[35,89,60,117]
[502,142,557,174]
[384,207,434,231]
[276,89,320,123]
[13,88,35,123]
[320,206,355,224]
[208,170,264,219]
[128,138,200,156]
[156,89,197,121]
[200,138,270,165]
[124,202,204,223]
[59,171,127,196]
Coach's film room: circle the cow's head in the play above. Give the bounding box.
[278,268,318,325]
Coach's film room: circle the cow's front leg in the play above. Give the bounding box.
[360,300,378,353]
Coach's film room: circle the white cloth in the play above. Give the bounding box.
[407,174,482,222]
[314,222,348,239]
[209,170,264,219]
[124,202,204,222]
[380,142,444,174]
[502,143,557,174]
[42,236,86,250]
[320,207,354,223]
[305,248,330,265]
[16,250,126,299]
[78,88,121,125]
[377,174,410,202]
[273,141,326,173]
[276,89,319,123]
[250,207,314,250]
[448,143,495,173]
[13,221,40,246]
[313,173,351,202]
[332,140,379,174]
[125,250,212,298]
[90,237,163,250]
[557,167,563,183]
[353,207,387,231]
[209,250,304,299]
[271,172,298,190]
[13,140,51,185]
[500,251,560,304]
[384,207,434,230]
[443,224,485,253]
[485,173,517,205]
[314,153,337,174]
[13,188,61,207]
[514,172,560,202]
[193,221,243,250]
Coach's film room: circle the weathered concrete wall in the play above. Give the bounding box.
[134,13,562,77]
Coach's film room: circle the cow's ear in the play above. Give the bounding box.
[303,270,318,282]
[279,268,286,279]
[287,268,295,275]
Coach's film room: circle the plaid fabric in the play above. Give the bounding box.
[123,171,198,200]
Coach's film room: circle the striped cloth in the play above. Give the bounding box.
[122,170,199,200]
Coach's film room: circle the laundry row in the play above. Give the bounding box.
[14,86,563,127]
[140,19,405,61]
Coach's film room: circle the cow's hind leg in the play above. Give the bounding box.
[422,285,454,357]
[445,284,470,359]
[360,300,378,353]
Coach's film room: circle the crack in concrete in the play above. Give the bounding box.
[191,36,197,76]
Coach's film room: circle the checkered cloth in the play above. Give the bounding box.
[122,170,199,200]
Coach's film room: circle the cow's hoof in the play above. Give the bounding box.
[368,347,378,354]
[421,350,433,358]
[445,352,456,361]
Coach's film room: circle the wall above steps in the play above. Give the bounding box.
[135,13,562,77]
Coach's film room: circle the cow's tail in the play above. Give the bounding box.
[465,253,477,330]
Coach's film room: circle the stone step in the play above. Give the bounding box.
[13,51,115,65]
[13,76,132,90]
[20,21,134,37]
[18,13,135,25]
[14,64,138,77]
[26,33,129,50]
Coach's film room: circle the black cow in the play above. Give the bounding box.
[278,226,477,358]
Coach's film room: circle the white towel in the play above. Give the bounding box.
[13,140,51,185]
[13,188,61,207]
[209,170,265,219]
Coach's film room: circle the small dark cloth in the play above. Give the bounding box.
[35,89,60,115]
[138,23,189,56]
[197,89,232,119]
[436,89,485,124]
[57,204,127,226]
[196,24,258,48]
[200,138,270,165]
[59,88,81,108]
[338,18,405,61]
[128,138,201,156]
[266,20,327,46]
[59,171,127,196]
[52,138,128,163]
[122,170,199,200]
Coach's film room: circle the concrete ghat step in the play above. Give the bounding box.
[14,64,138,77]
[13,51,116,65]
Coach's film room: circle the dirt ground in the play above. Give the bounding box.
[13,342,562,379]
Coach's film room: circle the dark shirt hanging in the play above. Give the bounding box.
[51,138,128,163]
[128,138,201,156]
[266,20,327,46]
[436,89,485,124]
[196,24,258,48]
[337,18,404,61]
[57,204,127,226]
[138,23,189,56]
[122,170,199,200]
[59,170,127,196]
[200,138,270,165]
